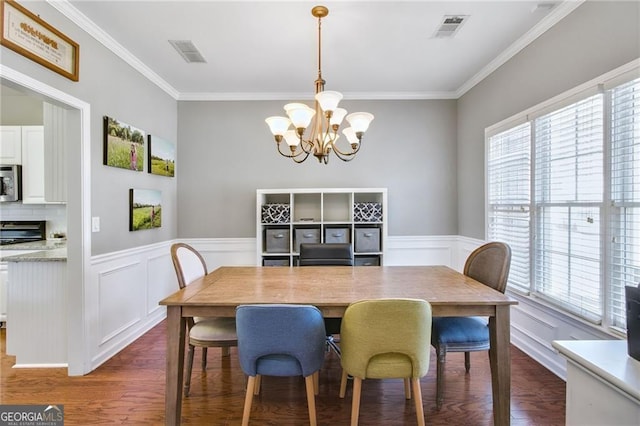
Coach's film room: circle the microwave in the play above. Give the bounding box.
[0,165,21,202]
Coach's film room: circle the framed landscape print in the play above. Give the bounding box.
[104,116,145,171]
[148,135,175,177]
[129,188,162,231]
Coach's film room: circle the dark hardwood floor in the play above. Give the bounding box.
[0,321,565,425]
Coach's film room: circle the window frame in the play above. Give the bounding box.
[485,59,640,334]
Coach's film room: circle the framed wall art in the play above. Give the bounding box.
[129,188,162,231]
[104,116,145,171]
[148,135,175,177]
[1,0,80,81]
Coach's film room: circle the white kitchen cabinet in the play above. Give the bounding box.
[0,126,22,164]
[3,115,66,204]
[20,126,46,204]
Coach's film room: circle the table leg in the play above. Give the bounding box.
[489,305,511,426]
[166,306,186,426]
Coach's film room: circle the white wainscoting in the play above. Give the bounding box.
[87,235,618,380]
[89,241,175,370]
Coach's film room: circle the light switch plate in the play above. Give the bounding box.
[91,217,100,232]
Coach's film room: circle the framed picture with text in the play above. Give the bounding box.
[0,0,79,81]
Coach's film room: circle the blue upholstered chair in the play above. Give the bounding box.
[236,304,327,426]
[299,243,354,357]
[170,243,237,397]
[339,298,433,426]
[430,241,511,409]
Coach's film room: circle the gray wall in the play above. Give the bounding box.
[0,2,178,255]
[177,99,458,237]
[0,92,43,124]
[457,1,640,239]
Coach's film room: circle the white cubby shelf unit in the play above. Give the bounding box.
[257,188,388,267]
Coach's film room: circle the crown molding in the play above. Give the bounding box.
[454,0,585,98]
[177,91,459,101]
[49,0,582,102]
[47,0,180,100]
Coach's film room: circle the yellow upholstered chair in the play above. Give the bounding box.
[430,241,511,409]
[339,298,432,426]
[170,243,237,396]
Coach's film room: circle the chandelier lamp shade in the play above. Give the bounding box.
[265,5,374,164]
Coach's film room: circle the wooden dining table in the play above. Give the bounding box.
[160,265,517,425]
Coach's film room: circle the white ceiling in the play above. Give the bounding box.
[54,1,582,100]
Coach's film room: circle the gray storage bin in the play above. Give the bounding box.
[265,228,290,253]
[354,228,380,253]
[325,227,350,244]
[354,256,380,266]
[263,258,290,266]
[294,228,320,252]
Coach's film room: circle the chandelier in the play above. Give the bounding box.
[265,5,374,164]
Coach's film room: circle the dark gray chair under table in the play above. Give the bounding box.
[299,243,354,357]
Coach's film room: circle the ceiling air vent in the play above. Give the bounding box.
[433,15,469,38]
[169,40,207,63]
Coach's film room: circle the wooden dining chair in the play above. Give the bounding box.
[430,241,511,409]
[170,243,237,397]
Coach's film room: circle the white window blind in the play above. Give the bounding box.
[487,123,531,293]
[610,78,640,329]
[534,94,604,321]
[486,66,640,332]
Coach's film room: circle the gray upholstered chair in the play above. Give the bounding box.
[236,304,326,426]
[299,243,354,266]
[170,243,237,397]
[430,241,511,409]
[299,243,354,356]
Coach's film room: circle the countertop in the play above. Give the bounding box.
[0,240,67,262]
[552,339,640,402]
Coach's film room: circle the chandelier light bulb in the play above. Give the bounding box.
[342,127,359,145]
[315,90,343,113]
[265,116,291,136]
[283,130,301,147]
[346,112,374,134]
[286,104,315,129]
[330,108,348,128]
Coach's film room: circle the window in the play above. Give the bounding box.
[610,79,640,329]
[487,123,530,294]
[487,72,640,332]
